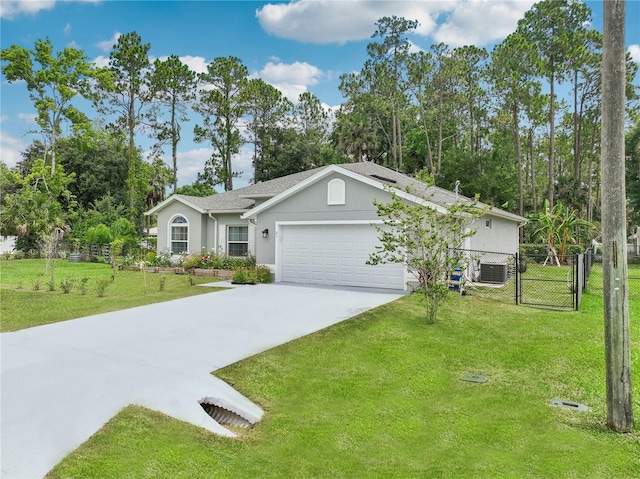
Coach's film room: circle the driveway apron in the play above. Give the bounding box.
[1,283,402,479]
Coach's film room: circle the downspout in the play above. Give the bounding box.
[248,219,257,257]
[208,213,218,254]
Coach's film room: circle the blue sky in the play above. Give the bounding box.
[1,0,639,189]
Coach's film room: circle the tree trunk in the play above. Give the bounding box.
[548,64,555,208]
[573,69,580,179]
[128,93,136,223]
[513,103,523,244]
[601,0,633,433]
[529,128,537,213]
[172,101,178,194]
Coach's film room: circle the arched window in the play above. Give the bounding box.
[327,178,346,205]
[170,215,188,254]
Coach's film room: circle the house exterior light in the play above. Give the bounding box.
[262,228,269,238]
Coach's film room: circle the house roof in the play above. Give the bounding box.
[145,162,527,224]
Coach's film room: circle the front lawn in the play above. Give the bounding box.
[47,286,639,478]
[0,259,224,332]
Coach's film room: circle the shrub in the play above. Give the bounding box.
[110,218,137,240]
[96,279,111,297]
[232,267,257,285]
[60,277,76,294]
[146,249,172,267]
[85,224,114,245]
[78,277,90,295]
[256,265,272,283]
[121,254,138,267]
[183,252,256,270]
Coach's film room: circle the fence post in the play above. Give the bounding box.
[515,252,519,305]
[574,254,578,310]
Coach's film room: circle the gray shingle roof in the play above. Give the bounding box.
[152,162,525,222]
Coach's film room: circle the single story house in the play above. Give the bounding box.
[145,162,527,291]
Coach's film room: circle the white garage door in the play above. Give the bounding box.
[279,224,405,290]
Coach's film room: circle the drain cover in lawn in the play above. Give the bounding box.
[460,373,490,383]
[549,399,589,411]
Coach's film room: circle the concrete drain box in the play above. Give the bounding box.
[460,373,490,384]
[549,399,589,412]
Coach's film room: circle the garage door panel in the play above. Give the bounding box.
[280,224,404,290]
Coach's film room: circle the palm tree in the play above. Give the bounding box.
[530,200,592,264]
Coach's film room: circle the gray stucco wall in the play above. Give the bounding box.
[469,215,520,254]
[156,204,254,256]
[253,173,394,265]
[156,202,204,255]
[206,213,255,256]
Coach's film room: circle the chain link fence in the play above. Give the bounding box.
[448,249,518,305]
[584,246,640,300]
[450,248,582,310]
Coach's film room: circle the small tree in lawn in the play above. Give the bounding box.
[368,187,485,323]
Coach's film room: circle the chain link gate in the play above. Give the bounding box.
[516,252,583,311]
[451,248,585,311]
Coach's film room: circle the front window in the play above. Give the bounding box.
[228,225,248,256]
[171,216,188,254]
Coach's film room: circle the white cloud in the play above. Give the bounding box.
[96,32,121,53]
[629,45,640,64]
[174,146,254,189]
[254,60,324,102]
[1,0,100,20]
[92,55,110,68]
[256,0,534,48]
[0,131,26,168]
[177,55,208,75]
[256,0,439,45]
[175,148,210,187]
[0,115,8,122]
[150,55,209,75]
[0,0,56,20]
[433,0,536,47]
[64,23,72,35]
[18,113,37,123]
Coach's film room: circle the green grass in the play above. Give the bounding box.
[0,259,224,332]
[46,286,640,479]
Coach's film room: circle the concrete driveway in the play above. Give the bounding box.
[1,282,402,479]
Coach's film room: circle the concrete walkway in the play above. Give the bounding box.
[0,283,402,479]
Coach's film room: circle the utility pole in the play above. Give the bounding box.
[601,0,633,432]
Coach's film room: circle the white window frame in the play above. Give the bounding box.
[227,225,249,257]
[169,215,189,254]
[327,178,346,205]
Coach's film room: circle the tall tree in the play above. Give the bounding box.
[1,38,97,175]
[601,0,633,433]
[58,124,129,209]
[0,158,75,251]
[406,50,437,175]
[516,0,591,207]
[148,55,197,194]
[193,56,248,191]
[244,78,293,182]
[343,16,417,169]
[450,45,488,157]
[333,106,378,163]
[489,33,541,221]
[293,92,335,168]
[97,31,151,221]
[430,43,457,176]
